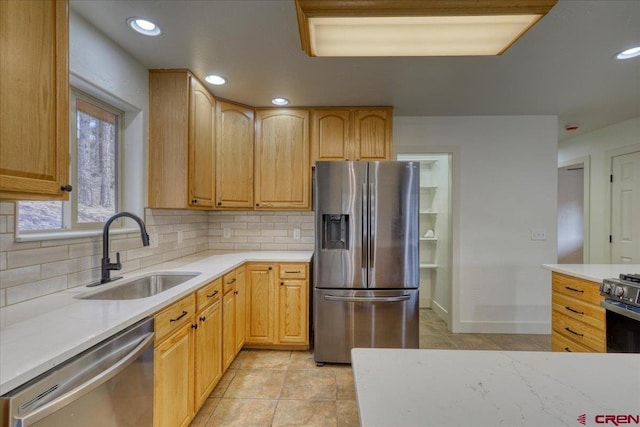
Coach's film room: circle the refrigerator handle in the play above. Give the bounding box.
[362,182,368,268]
[324,294,411,302]
[369,182,375,272]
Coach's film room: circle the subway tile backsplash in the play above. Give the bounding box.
[0,202,314,307]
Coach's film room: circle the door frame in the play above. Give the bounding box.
[607,143,640,262]
[558,156,590,263]
[395,145,460,332]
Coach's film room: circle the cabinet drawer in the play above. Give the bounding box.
[552,292,605,330]
[552,332,592,353]
[279,264,307,279]
[223,270,237,294]
[552,310,605,352]
[552,272,602,305]
[197,278,222,311]
[155,294,196,343]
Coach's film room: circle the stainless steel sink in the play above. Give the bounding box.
[77,273,200,300]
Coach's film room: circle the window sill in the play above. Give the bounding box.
[15,227,141,243]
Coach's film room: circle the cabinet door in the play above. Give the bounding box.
[310,109,351,164]
[195,300,222,409]
[354,109,392,160]
[154,323,194,427]
[222,289,236,371]
[245,264,275,344]
[188,77,215,208]
[215,100,254,208]
[254,109,310,210]
[235,266,246,353]
[277,278,308,344]
[0,0,69,200]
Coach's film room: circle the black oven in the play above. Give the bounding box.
[601,273,640,354]
[602,300,640,353]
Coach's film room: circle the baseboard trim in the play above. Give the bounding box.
[456,320,551,335]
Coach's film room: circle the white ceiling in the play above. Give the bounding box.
[70,0,640,141]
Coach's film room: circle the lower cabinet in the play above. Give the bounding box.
[222,266,247,370]
[154,279,222,427]
[246,263,309,348]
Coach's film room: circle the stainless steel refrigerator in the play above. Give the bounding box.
[313,161,419,364]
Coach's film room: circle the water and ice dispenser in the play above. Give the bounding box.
[321,214,349,250]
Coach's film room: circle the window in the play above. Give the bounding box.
[18,90,122,234]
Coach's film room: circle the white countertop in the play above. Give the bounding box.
[352,348,640,427]
[0,251,312,395]
[541,264,640,283]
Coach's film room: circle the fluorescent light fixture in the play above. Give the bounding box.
[271,98,289,106]
[616,46,640,60]
[127,17,162,36]
[205,74,227,85]
[295,0,557,57]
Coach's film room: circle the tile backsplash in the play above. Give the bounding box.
[0,202,314,307]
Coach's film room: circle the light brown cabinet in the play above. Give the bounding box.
[245,263,309,348]
[154,279,223,427]
[310,108,393,164]
[0,0,70,200]
[149,70,215,209]
[215,100,254,209]
[254,109,310,210]
[222,266,247,370]
[551,272,605,353]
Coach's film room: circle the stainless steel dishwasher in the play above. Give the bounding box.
[1,318,154,427]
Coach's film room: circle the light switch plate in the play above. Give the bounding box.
[531,228,546,241]
[149,234,159,248]
[223,227,231,239]
[293,228,301,240]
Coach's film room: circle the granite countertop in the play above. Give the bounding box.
[542,264,640,283]
[352,348,640,427]
[0,251,312,395]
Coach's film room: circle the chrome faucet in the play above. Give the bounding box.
[90,212,150,286]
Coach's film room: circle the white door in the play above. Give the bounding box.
[611,151,640,263]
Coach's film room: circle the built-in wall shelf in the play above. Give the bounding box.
[420,263,438,269]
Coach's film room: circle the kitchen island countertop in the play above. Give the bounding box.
[542,263,639,282]
[352,348,640,427]
[0,251,312,395]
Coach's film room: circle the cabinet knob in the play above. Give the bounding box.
[60,184,73,192]
[199,316,206,322]
[217,202,222,206]
[234,290,238,295]
[191,324,198,329]
[280,282,284,286]
[256,203,260,207]
[192,199,198,204]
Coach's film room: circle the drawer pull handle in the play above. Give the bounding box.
[564,347,572,352]
[284,270,301,274]
[565,286,584,293]
[565,306,584,315]
[207,290,219,298]
[170,310,188,322]
[227,278,236,284]
[565,327,584,337]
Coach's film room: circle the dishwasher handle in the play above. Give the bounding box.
[13,332,154,427]
[324,294,411,303]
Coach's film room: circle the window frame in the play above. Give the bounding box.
[16,88,125,237]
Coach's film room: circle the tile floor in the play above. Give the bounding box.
[190,309,551,426]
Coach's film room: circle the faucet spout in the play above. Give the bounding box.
[91,212,150,286]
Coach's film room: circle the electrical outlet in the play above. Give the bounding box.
[531,228,546,241]
[223,227,231,239]
[177,230,184,243]
[293,228,301,240]
[148,234,159,248]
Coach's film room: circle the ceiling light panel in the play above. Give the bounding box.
[309,15,541,56]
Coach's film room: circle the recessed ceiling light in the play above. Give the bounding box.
[271,98,289,106]
[127,17,162,36]
[616,46,640,60]
[205,74,226,85]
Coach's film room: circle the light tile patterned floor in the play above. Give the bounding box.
[190,309,551,426]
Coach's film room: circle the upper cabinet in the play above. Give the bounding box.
[254,109,310,210]
[149,70,214,209]
[310,107,393,164]
[0,0,70,200]
[215,100,254,209]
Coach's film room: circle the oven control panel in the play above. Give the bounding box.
[601,277,640,307]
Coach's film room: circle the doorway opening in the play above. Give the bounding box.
[557,157,590,264]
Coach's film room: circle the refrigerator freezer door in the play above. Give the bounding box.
[368,161,419,289]
[314,161,368,289]
[313,289,419,364]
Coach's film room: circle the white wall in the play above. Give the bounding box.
[558,117,640,263]
[395,116,558,334]
[69,9,149,214]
